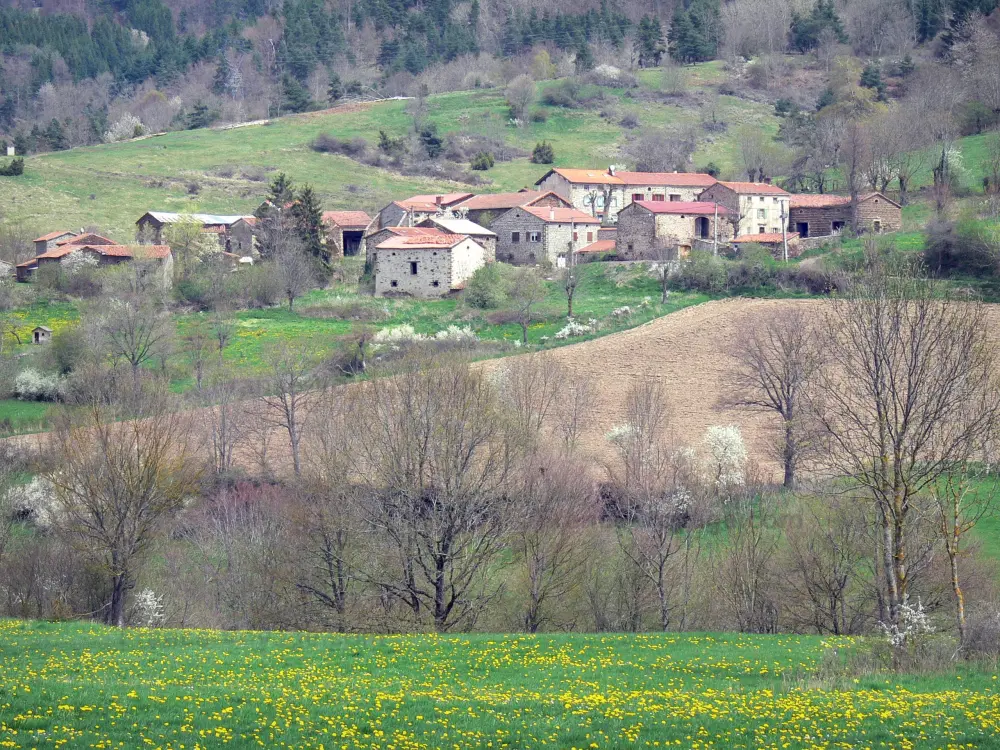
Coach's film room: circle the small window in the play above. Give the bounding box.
[432,280,440,287]
[627,243,634,251]
[757,209,766,219]
[773,197,779,203]
[652,194,665,202]
[409,261,418,275]
[587,231,593,242]
[759,225,766,233]
[759,196,765,202]
[632,193,643,202]
[511,232,520,243]
[771,227,780,234]
[529,231,541,242]
[573,231,578,241]
[669,194,681,202]
[390,280,398,287]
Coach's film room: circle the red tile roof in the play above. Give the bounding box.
[718,181,790,195]
[575,239,616,254]
[632,200,729,215]
[56,233,116,246]
[541,168,621,185]
[395,193,474,212]
[455,190,569,210]
[34,231,76,243]
[322,210,372,229]
[376,233,466,250]
[732,233,800,244]
[31,244,171,262]
[35,246,79,260]
[789,194,852,208]
[616,171,717,187]
[521,206,601,224]
[379,226,447,237]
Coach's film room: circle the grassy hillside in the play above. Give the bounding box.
[2,62,777,240]
[1,619,997,750]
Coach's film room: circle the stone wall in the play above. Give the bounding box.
[467,194,565,228]
[451,239,486,287]
[857,195,902,232]
[375,248,453,297]
[491,210,548,265]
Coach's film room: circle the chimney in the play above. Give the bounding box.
[763,177,772,185]
[608,165,616,176]
[435,195,442,208]
[550,208,555,221]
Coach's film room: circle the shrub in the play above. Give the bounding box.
[541,79,584,108]
[470,151,495,171]
[531,141,555,164]
[312,133,369,157]
[923,218,998,278]
[554,318,596,339]
[0,157,25,176]
[103,113,145,143]
[14,368,64,402]
[619,112,640,129]
[464,263,511,309]
[529,108,548,123]
[673,251,727,293]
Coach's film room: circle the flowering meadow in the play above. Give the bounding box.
[1,620,999,749]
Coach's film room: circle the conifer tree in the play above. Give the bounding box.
[292,185,326,260]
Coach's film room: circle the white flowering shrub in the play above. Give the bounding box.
[11,478,58,529]
[14,368,64,402]
[880,596,934,651]
[61,250,99,277]
[610,306,632,318]
[104,113,145,143]
[133,589,166,627]
[433,325,477,344]
[606,423,639,445]
[554,318,595,339]
[373,324,424,349]
[704,425,747,488]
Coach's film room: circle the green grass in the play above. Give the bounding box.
[0,399,51,434]
[1,619,998,750]
[1,63,778,240]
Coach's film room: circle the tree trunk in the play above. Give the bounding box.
[783,419,795,489]
[109,571,129,628]
[950,551,966,647]
[567,291,574,318]
[520,321,528,345]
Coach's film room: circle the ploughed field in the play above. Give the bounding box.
[1,619,999,749]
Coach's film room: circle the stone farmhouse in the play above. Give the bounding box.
[376,193,473,229]
[417,216,496,261]
[697,181,791,238]
[788,192,902,238]
[135,212,255,254]
[534,167,718,222]
[614,201,732,261]
[452,190,571,227]
[32,230,79,254]
[322,210,372,257]
[491,206,601,266]
[17,232,172,283]
[374,232,486,298]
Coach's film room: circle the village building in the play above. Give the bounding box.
[16,241,172,283]
[135,212,254,252]
[614,201,731,260]
[732,232,801,259]
[417,216,497,261]
[788,192,902,238]
[376,193,474,229]
[32,230,79,255]
[227,217,257,256]
[451,190,571,227]
[374,233,485,298]
[322,211,372,258]
[534,168,718,222]
[697,181,791,238]
[491,206,601,266]
[32,326,52,345]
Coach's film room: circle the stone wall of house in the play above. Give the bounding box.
[468,194,566,228]
[622,184,704,204]
[492,210,547,265]
[615,208,657,260]
[375,249,453,297]
[471,235,497,262]
[787,205,848,238]
[451,239,486,287]
[378,203,408,229]
[228,222,255,256]
[857,196,902,232]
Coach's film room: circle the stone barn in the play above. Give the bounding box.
[788,192,901,237]
[490,206,601,266]
[374,233,486,298]
[615,200,731,260]
[32,326,52,344]
[451,190,571,227]
[323,211,373,257]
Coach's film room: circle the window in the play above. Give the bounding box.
[873,219,882,233]
[573,231,578,242]
[771,227,780,234]
[627,243,634,252]
[757,209,766,219]
[632,193,644,202]
[587,231,593,242]
[759,196,765,202]
[773,197,779,203]
[390,280,398,288]
[511,232,520,243]
[759,225,766,233]
[652,194,665,201]
[432,280,440,287]
[669,194,681,202]
[409,261,418,275]
[529,231,541,242]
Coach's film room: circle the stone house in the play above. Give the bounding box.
[697,182,791,238]
[322,210,373,257]
[228,217,257,256]
[376,193,473,229]
[135,212,254,250]
[364,226,448,270]
[374,233,485,298]
[417,216,497,261]
[534,167,718,223]
[491,206,601,267]
[32,231,79,255]
[452,190,570,227]
[788,192,902,237]
[614,200,731,260]
[17,242,173,284]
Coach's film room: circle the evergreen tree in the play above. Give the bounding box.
[44,119,68,151]
[575,41,595,72]
[268,173,296,207]
[790,0,847,52]
[637,16,666,68]
[815,86,836,111]
[292,185,325,259]
[419,124,443,159]
[860,62,886,100]
[212,53,232,95]
[327,72,343,102]
[185,101,215,129]
[282,74,313,113]
[916,0,945,42]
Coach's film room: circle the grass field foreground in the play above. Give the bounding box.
[1,619,998,750]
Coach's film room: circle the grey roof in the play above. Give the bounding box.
[34,326,53,332]
[141,211,252,226]
[424,216,496,237]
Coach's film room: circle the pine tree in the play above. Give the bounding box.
[292,185,326,259]
[637,16,665,68]
[860,62,886,100]
[575,41,595,72]
[212,53,232,96]
[282,75,313,114]
[185,101,214,129]
[44,119,68,151]
[268,173,296,207]
[327,72,343,102]
[667,9,699,63]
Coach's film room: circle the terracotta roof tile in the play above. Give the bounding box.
[789,194,852,208]
[617,171,717,187]
[323,210,373,229]
[455,190,568,210]
[376,233,466,250]
[57,233,116,246]
[544,168,621,185]
[575,239,616,254]
[34,231,76,242]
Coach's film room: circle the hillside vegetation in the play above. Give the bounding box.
[2,619,999,750]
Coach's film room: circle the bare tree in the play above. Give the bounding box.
[201,373,251,475]
[507,267,547,345]
[163,217,220,282]
[626,127,696,174]
[555,373,595,454]
[728,306,824,489]
[561,264,581,318]
[839,119,869,230]
[816,251,1000,627]
[94,294,173,389]
[261,342,316,477]
[46,389,202,626]
[505,74,535,121]
[985,131,1000,196]
[515,452,597,632]
[273,247,316,311]
[652,240,679,301]
[351,357,523,631]
[492,354,563,449]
